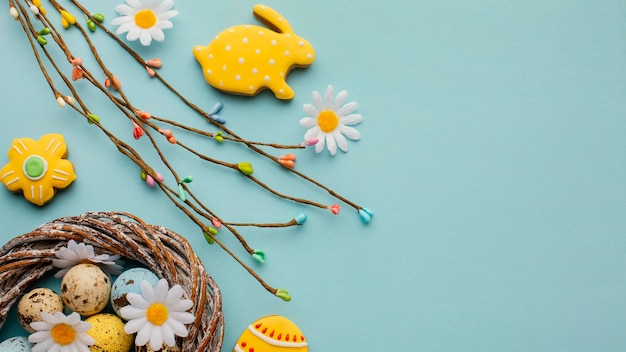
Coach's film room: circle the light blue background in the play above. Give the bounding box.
[1,1,625,351]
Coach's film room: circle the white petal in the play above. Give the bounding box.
[314,136,325,153]
[304,126,321,140]
[339,125,361,140]
[323,85,334,109]
[124,317,148,334]
[76,333,95,346]
[126,28,141,41]
[334,131,349,152]
[311,90,323,109]
[65,312,81,325]
[165,285,184,303]
[150,328,164,350]
[120,306,146,320]
[114,22,134,35]
[126,292,150,309]
[338,101,358,116]
[168,299,193,312]
[332,90,348,110]
[28,331,52,343]
[340,113,362,125]
[166,318,190,336]
[127,0,141,8]
[47,343,61,352]
[157,0,175,12]
[140,281,157,302]
[169,311,195,324]
[302,103,318,117]
[158,10,178,21]
[160,323,176,346]
[156,20,174,30]
[135,325,152,346]
[115,4,134,15]
[149,27,165,42]
[32,339,55,352]
[111,16,132,26]
[154,279,170,301]
[299,117,317,128]
[325,135,337,155]
[139,31,153,46]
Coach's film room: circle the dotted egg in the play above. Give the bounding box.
[85,313,134,352]
[61,263,111,316]
[17,287,64,333]
[0,336,33,351]
[233,315,308,352]
[111,267,160,316]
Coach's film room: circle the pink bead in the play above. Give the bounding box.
[146,175,155,187]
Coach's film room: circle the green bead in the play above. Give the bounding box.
[93,13,105,23]
[87,113,99,124]
[275,289,291,302]
[38,27,51,35]
[87,19,96,32]
[213,131,223,143]
[140,169,147,181]
[181,175,193,183]
[36,36,47,45]
[237,162,254,176]
[203,231,215,245]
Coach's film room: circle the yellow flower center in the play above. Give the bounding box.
[146,303,169,325]
[317,110,339,133]
[50,324,76,346]
[134,9,157,29]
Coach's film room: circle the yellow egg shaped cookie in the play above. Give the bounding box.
[233,315,308,352]
[193,4,315,100]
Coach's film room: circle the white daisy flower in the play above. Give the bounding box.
[52,239,123,278]
[300,85,363,155]
[112,0,178,46]
[120,279,195,351]
[28,311,94,352]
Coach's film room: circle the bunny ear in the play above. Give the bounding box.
[253,4,294,34]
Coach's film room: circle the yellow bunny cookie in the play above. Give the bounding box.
[193,4,315,100]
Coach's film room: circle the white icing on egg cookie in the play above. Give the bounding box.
[193,4,315,100]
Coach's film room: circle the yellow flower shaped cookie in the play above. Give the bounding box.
[0,133,76,206]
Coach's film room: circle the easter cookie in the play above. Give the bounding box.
[0,133,76,206]
[234,315,308,352]
[193,4,315,100]
[17,288,64,333]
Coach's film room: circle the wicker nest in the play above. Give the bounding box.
[0,211,224,352]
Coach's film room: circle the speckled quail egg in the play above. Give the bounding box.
[0,336,33,351]
[17,288,64,333]
[61,263,111,316]
[111,267,159,316]
[85,313,134,352]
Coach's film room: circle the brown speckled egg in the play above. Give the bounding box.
[85,313,134,352]
[17,288,64,332]
[61,263,111,316]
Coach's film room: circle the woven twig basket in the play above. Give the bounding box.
[0,211,224,352]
